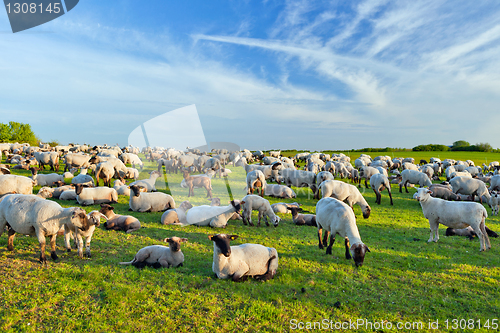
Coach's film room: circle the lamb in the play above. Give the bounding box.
[445,226,499,240]
[244,162,282,183]
[0,174,33,196]
[129,185,175,212]
[315,197,370,267]
[264,184,296,198]
[449,176,490,204]
[240,195,281,227]
[489,175,500,191]
[71,168,95,187]
[64,210,105,258]
[489,192,500,216]
[319,180,371,218]
[415,188,490,251]
[246,170,266,196]
[99,204,141,233]
[119,237,187,269]
[0,194,90,262]
[399,169,432,193]
[129,170,161,192]
[161,200,193,225]
[288,206,316,226]
[113,179,131,196]
[271,202,301,214]
[75,184,118,206]
[185,200,241,228]
[209,234,278,282]
[182,170,212,198]
[370,173,393,205]
[94,161,120,187]
[30,168,64,187]
[158,158,177,173]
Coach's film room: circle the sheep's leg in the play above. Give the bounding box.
[372,189,379,204]
[388,189,393,206]
[84,234,93,258]
[322,231,329,248]
[364,178,369,189]
[232,268,250,282]
[317,228,324,249]
[405,181,409,193]
[428,219,439,243]
[7,228,16,251]
[206,186,213,199]
[326,233,335,255]
[481,220,492,250]
[158,259,170,268]
[344,238,352,260]
[64,227,72,252]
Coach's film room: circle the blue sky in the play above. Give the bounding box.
[1,0,500,150]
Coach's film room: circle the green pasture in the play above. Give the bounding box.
[0,152,499,332]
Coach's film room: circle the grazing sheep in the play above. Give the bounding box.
[158,158,177,174]
[128,185,175,212]
[129,170,161,192]
[359,166,379,188]
[246,170,266,196]
[450,176,491,204]
[63,153,91,172]
[183,170,213,198]
[315,197,370,267]
[161,200,193,225]
[0,194,90,262]
[71,168,95,187]
[34,151,59,171]
[64,210,105,258]
[99,204,141,233]
[271,202,301,214]
[319,180,371,218]
[185,201,241,228]
[416,188,490,251]
[120,153,144,169]
[427,185,461,201]
[280,169,317,197]
[30,168,64,187]
[370,173,393,205]
[399,169,432,193]
[264,184,296,198]
[75,184,118,206]
[119,237,187,269]
[240,195,281,227]
[445,226,499,240]
[288,207,316,226]
[244,162,282,183]
[209,234,278,282]
[0,174,33,196]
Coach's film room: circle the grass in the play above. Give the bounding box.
[0,152,499,332]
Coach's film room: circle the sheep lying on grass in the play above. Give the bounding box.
[271,202,301,214]
[209,233,278,282]
[161,200,193,225]
[445,226,499,240]
[119,237,187,268]
[287,207,316,226]
[416,188,491,252]
[129,185,175,212]
[100,204,141,233]
[185,201,241,228]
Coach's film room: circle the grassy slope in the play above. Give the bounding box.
[0,152,499,332]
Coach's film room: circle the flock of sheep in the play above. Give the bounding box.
[0,142,498,282]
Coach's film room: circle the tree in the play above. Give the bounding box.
[452,140,470,148]
[0,122,38,146]
[475,142,493,152]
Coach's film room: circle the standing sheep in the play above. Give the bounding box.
[64,210,105,258]
[240,195,281,227]
[319,180,371,219]
[370,173,393,205]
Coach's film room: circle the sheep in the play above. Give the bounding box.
[129,170,161,192]
[415,188,491,251]
[287,206,316,226]
[120,153,144,169]
[246,170,266,196]
[264,184,296,198]
[59,189,77,200]
[0,194,90,262]
[319,180,371,218]
[62,167,78,179]
[71,168,95,187]
[30,168,64,187]
[0,174,33,196]
[450,176,491,204]
[445,226,499,240]
[161,200,193,225]
[75,184,118,206]
[315,197,370,267]
[244,162,282,183]
[182,170,212,198]
[63,153,91,172]
[449,171,472,180]
[0,165,10,175]
[428,186,461,201]
[280,169,317,197]
[158,158,177,173]
[316,171,334,187]
[34,151,59,171]
[129,185,175,212]
[489,175,500,191]
[185,200,241,228]
[64,210,105,258]
[99,204,141,233]
[489,192,500,216]
[399,169,432,193]
[271,202,301,214]
[358,166,379,188]
[370,173,393,205]
[240,195,281,227]
[94,161,120,187]
[37,186,56,198]
[209,234,278,282]
[125,167,139,180]
[119,237,187,269]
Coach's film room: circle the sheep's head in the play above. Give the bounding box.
[271,214,281,227]
[209,197,221,206]
[129,185,143,197]
[37,187,54,198]
[75,184,84,195]
[164,237,188,252]
[416,188,432,202]
[87,211,107,227]
[179,200,193,211]
[71,208,90,231]
[99,204,114,217]
[230,200,242,213]
[209,234,238,257]
[362,205,371,219]
[351,243,370,267]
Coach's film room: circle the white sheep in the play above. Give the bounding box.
[416,188,491,251]
[75,184,118,206]
[161,200,193,225]
[185,201,242,228]
[271,202,301,214]
[129,185,175,212]
[399,169,432,193]
[129,170,161,192]
[240,195,281,227]
[264,184,296,198]
[315,197,370,267]
[370,173,393,205]
[319,180,371,218]
[119,237,187,268]
[489,192,499,216]
[246,170,266,196]
[64,210,105,258]
[71,168,95,187]
[113,179,131,196]
[0,194,90,262]
[59,189,77,200]
[62,167,78,179]
[209,234,278,282]
[450,176,490,204]
[0,174,33,196]
[30,168,64,187]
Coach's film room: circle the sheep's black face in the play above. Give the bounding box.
[209,234,237,257]
[351,244,370,267]
[130,185,141,197]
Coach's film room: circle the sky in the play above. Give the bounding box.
[1,0,500,151]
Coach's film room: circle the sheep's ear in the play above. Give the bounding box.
[229,235,238,241]
[365,246,371,253]
[427,190,433,195]
[164,238,171,242]
[181,238,188,243]
[240,201,245,205]
[208,235,214,241]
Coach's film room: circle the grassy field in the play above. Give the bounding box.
[0,151,499,332]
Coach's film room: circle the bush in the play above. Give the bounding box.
[0,122,38,146]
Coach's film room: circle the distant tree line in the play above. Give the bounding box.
[0,122,38,146]
[413,140,497,152]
